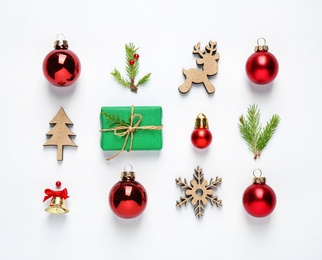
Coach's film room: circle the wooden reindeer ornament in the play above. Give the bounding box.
[44,107,77,161]
[179,41,220,94]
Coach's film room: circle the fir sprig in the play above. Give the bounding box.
[111,43,151,93]
[238,104,280,160]
[102,112,130,128]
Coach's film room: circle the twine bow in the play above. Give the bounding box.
[101,105,163,160]
[43,188,69,202]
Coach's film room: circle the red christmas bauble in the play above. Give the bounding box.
[43,37,81,87]
[191,113,212,149]
[191,128,212,149]
[245,39,278,85]
[243,182,276,218]
[109,176,147,219]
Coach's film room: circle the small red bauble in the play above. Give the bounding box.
[134,53,139,60]
[242,169,276,218]
[129,59,135,65]
[191,113,212,149]
[43,34,81,87]
[109,167,147,219]
[55,181,61,188]
[245,38,278,85]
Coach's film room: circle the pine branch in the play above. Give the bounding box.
[111,69,130,87]
[125,43,139,80]
[137,73,151,85]
[102,112,130,127]
[111,42,151,93]
[257,114,281,154]
[125,43,139,78]
[238,115,256,155]
[238,104,280,159]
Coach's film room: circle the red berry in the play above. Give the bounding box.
[134,53,139,60]
[55,181,62,188]
[129,59,135,65]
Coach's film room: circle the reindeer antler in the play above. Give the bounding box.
[205,41,218,55]
[193,42,205,57]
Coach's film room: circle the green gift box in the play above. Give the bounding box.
[100,106,163,151]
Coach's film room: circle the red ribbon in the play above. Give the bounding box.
[43,188,69,202]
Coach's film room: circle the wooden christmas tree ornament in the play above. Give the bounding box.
[44,107,77,161]
[178,41,220,94]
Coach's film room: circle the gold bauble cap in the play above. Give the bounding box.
[54,33,69,50]
[253,176,266,184]
[252,169,266,184]
[254,37,269,52]
[194,113,209,129]
[54,39,69,50]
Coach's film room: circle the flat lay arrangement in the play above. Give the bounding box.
[2,2,321,260]
[40,35,281,220]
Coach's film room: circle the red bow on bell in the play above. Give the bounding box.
[43,188,69,202]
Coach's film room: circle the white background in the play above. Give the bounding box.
[0,0,321,259]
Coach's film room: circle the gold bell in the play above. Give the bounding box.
[45,196,69,214]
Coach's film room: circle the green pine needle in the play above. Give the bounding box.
[111,42,151,93]
[238,104,280,159]
[102,112,130,127]
[138,73,151,85]
[111,69,130,87]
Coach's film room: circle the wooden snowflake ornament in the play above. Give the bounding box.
[43,107,77,161]
[178,41,219,94]
[175,166,222,218]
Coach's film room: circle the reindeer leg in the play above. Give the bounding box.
[203,79,215,94]
[179,69,193,94]
[179,79,193,94]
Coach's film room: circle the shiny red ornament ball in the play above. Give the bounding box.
[246,50,278,85]
[43,38,81,87]
[243,182,276,218]
[55,181,61,188]
[109,177,147,219]
[191,128,212,149]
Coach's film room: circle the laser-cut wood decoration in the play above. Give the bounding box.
[44,107,77,161]
[176,166,222,218]
[178,41,219,94]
